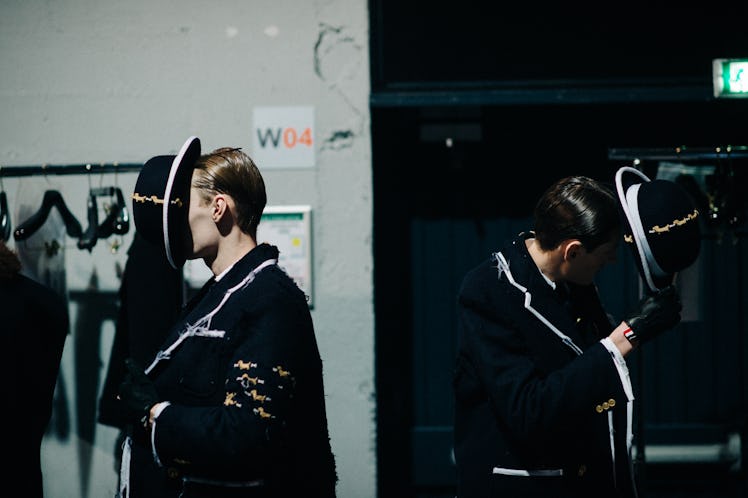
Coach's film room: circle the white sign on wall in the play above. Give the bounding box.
[257,205,313,307]
[252,106,315,169]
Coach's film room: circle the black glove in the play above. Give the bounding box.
[623,285,682,344]
[118,358,159,428]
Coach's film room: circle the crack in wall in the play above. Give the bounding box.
[322,129,354,151]
[314,23,366,151]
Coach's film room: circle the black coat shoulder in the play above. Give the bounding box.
[458,236,532,323]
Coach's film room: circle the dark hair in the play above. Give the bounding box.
[0,240,21,280]
[192,147,267,239]
[533,176,620,252]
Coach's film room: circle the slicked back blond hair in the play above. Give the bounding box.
[192,147,267,239]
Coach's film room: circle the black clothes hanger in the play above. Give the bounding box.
[14,190,83,241]
[78,185,131,251]
[111,187,130,235]
[0,191,10,242]
[77,191,98,252]
[95,186,130,239]
[0,174,10,241]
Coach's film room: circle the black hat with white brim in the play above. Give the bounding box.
[132,136,200,269]
[615,165,701,293]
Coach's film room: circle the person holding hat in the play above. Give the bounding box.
[117,138,337,497]
[453,175,694,498]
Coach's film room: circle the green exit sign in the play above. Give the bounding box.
[713,58,748,98]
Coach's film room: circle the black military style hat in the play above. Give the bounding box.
[132,136,200,269]
[615,166,702,293]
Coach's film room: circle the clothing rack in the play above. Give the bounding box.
[0,162,139,247]
[608,145,748,162]
[0,162,142,178]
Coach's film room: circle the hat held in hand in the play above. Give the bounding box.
[615,166,701,293]
[132,136,200,269]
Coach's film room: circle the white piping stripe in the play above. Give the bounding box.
[145,258,277,375]
[493,467,563,477]
[626,185,667,279]
[608,410,616,487]
[601,337,636,495]
[119,437,131,498]
[615,166,663,292]
[495,251,583,356]
[628,399,639,498]
[162,136,198,269]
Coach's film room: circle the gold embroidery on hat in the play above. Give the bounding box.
[624,234,633,243]
[649,209,699,234]
[131,193,183,208]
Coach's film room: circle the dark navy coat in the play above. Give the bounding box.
[124,243,336,498]
[454,232,636,498]
[0,268,68,498]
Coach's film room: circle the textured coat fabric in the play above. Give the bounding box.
[0,263,68,498]
[453,233,636,498]
[125,243,336,498]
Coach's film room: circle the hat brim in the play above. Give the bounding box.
[162,136,200,269]
[615,166,673,292]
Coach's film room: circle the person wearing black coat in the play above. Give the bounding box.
[453,176,684,498]
[0,240,68,498]
[118,139,336,498]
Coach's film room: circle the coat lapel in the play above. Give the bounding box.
[501,235,589,357]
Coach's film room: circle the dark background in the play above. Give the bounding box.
[370,2,748,497]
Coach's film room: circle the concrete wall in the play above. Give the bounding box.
[0,1,374,496]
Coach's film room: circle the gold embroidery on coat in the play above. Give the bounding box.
[273,366,291,377]
[234,360,257,370]
[249,389,270,402]
[253,406,274,419]
[224,392,241,407]
[237,373,265,387]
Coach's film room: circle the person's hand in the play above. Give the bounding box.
[623,285,682,344]
[118,358,159,428]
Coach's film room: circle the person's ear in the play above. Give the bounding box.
[563,240,583,261]
[212,194,228,223]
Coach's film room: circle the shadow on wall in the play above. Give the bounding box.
[46,283,119,498]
